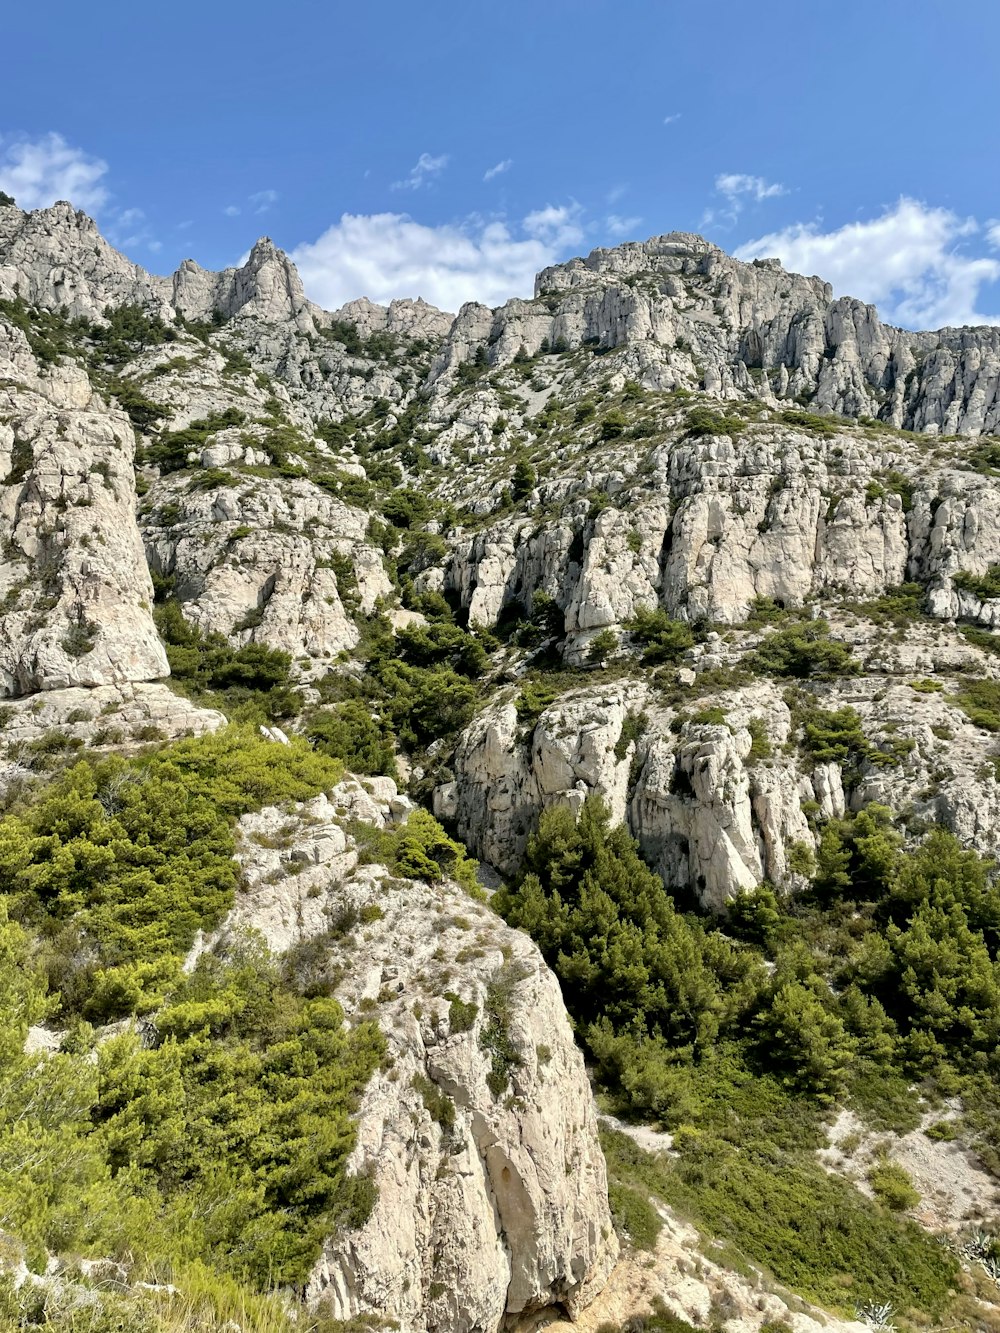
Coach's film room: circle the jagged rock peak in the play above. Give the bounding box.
[0,201,452,338]
[0,200,173,319]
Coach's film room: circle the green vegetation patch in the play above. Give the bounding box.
[0,727,376,1297]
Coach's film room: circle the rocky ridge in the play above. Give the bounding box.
[5,198,1000,1330]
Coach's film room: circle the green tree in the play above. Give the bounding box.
[626,607,695,665]
[757,979,855,1099]
[511,453,537,499]
[587,628,618,664]
[750,620,859,679]
[600,409,627,440]
[306,702,397,777]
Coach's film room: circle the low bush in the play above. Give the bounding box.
[306,702,397,777]
[626,607,696,664]
[154,599,299,719]
[954,566,1000,600]
[750,620,859,679]
[952,677,1000,731]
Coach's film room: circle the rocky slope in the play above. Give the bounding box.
[5,197,1000,1330]
[221,775,616,1330]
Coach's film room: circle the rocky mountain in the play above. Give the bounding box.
[4,198,1000,1333]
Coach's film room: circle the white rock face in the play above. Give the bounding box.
[448,624,1000,909]
[222,778,617,1333]
[446,682,813,907]
[142,471,392,669]
[0,204,328,331]
[333,295,454,341]
[0,202,174,319]
[0,320,168,695]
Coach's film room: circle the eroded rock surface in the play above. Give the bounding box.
[225,779,617,1332]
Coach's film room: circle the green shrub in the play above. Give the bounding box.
[626,607,695,664]
[142,409,245,473]
[515,680,561,728]
[608,1180,663,1250]
[746,717,773,762]
[496,799,766,1109]
[61,616,99,658]
[480,962,526,1096]
[349,808,478,894]
[448,995,478,1033]
[381,487,434,529]
[600,409,627,440]
[0,728,341,1019]
[511,454,537,498]
[685,406,743,438]
[848,582,926,628]
[867,1160,920,1211]
[800,705,870,763]
[110,378,165,429]
[587,628,618,664]
[306,703,397,777]
[92,303,170,366]
[188,467,238,491]
[780,408,838,437]
[154,599,298,719]
[959,624,1000,656]
[954,566,1000,600]
[952,677,1000,731]
[615,710,648,761]
[750,620,859,679]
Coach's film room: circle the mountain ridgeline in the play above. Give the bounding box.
[3,198,1000,1333]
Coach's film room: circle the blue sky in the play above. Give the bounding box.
[4,0,1000,327]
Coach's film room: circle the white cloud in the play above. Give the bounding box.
[392,152,449,191]
[483,159,512,181]
[223,204,241,217]
[291,208,584,312]
[988,220,1000,249]
[606,214,642,238]
[250,188,278,214]
[663,113,682,125]
[702,172,787,228]
[736,197,1000,330]
[523,203,584,249]
[0,131,108,211]
[717,172,786,203]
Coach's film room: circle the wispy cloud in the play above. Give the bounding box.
[391,152,449,191]
[250,188,278,214]
[0,131,109,212]
[223,204,241,217]
[103,204,161,254]
[717,173,786,203]
[663,113,682,125]
[606,214,642,238]
[737,197,1000,330]
[483,159,512,182]
[702,171,787,227]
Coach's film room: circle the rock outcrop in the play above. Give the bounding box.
[0,319,167,695]
[225,778,618,1331]
[445,612,1000,909]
